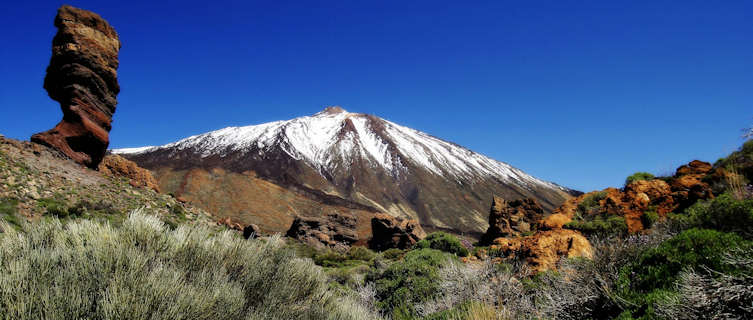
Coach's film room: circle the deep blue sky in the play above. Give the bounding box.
[1,1,751,191]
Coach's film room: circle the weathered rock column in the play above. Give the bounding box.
[31,5,121,169]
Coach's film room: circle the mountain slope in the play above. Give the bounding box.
[116,107,573,236]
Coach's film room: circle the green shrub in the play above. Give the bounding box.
[0,198,21,230]
[576,191,608,217]
[414,232,470,257]
[715,139,753,183]
[0,210,380,320]
[641,210,659,229]
[564,214,627,236]
[671,193,753,239]
[313,246,377,268]
[625,172,655,186]
[366,248,453,318]
[37,197,76,218]
[347,246,377,261]
[617,228,751,318]
[381,248,405,260]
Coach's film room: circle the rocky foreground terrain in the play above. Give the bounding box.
[0,135,214,228]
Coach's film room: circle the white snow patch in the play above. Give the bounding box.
[117,107,566,191]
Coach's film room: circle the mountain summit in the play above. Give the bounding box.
[116,107,573,236]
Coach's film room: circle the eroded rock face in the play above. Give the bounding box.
[541,160,715,233]
[671,160,714,212]
[369,213,426,250]
[480,197,544,245]
[98,154,160,192]
[31,5,121,169]
[490,229,593,273]
[286,212,359,250]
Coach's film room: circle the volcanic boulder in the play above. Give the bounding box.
[480,197,544,245]
[98,154,160,192]
[31,5,121,169]
[490,229,593,273]
[243,224,261,239]
[369,213,426,250]
[286,212,359,250]
[670,160,714,211]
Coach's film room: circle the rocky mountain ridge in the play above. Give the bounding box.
[116,106,574,236]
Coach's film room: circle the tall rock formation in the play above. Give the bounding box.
[31,5,121,169]
[480,197,545,245]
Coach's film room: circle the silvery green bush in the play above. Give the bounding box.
[0,209,380,320]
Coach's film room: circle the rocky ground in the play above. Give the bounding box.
[0,135,215,229]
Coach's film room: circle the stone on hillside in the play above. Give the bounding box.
[490,229,593,273]
[480,197,544,244]
[31,5,121,169]
[286,212,359,250]
[369,213,426,250]
[670,160,714,211]
[98,154,160,192]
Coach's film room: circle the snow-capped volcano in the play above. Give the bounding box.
[116,107,573,236]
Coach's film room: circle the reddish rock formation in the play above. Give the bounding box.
[218,217,244,231]
[670,160,714,211]
[541,160,715,233]
[286,212,359,250]
[98,154,160,192]
[369,213,426,250]
[31,5,121,169]
[480,197,544,245]
[490,229,593,273]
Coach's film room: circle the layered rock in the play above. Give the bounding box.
[31,5,121,169]
[98,154,160,192]
[490,229,593,273]
[670,160,714,211]
[286,212,359,250]
[369,213,426,250]
[480,197,544,245]
[541,160,715,233]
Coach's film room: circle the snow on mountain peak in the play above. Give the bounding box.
[113,108,563,191]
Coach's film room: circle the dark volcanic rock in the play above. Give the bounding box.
[480,197,544,245]
[243,224,261,239]
[31,5,121,169]
[369,213,426,250]
[286,212,359,249]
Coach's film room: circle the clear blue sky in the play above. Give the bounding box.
[1,0,751,192]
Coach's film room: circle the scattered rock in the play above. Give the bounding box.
[243,224,261,239]
[30,5,121,169]
[218,217,243,231]
[540,160,715,233]
[369,213,426,250]
[286,212,359,250]
[670,160,714,212]
[676,160,713,176]
[490,229,593,273]
[98,154,160,192]
[480,197,544,245]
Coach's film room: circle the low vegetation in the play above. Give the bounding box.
[414,232,470,257]
[0,210,380,320]
[366,248,456,319]
[625,172,655,186]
